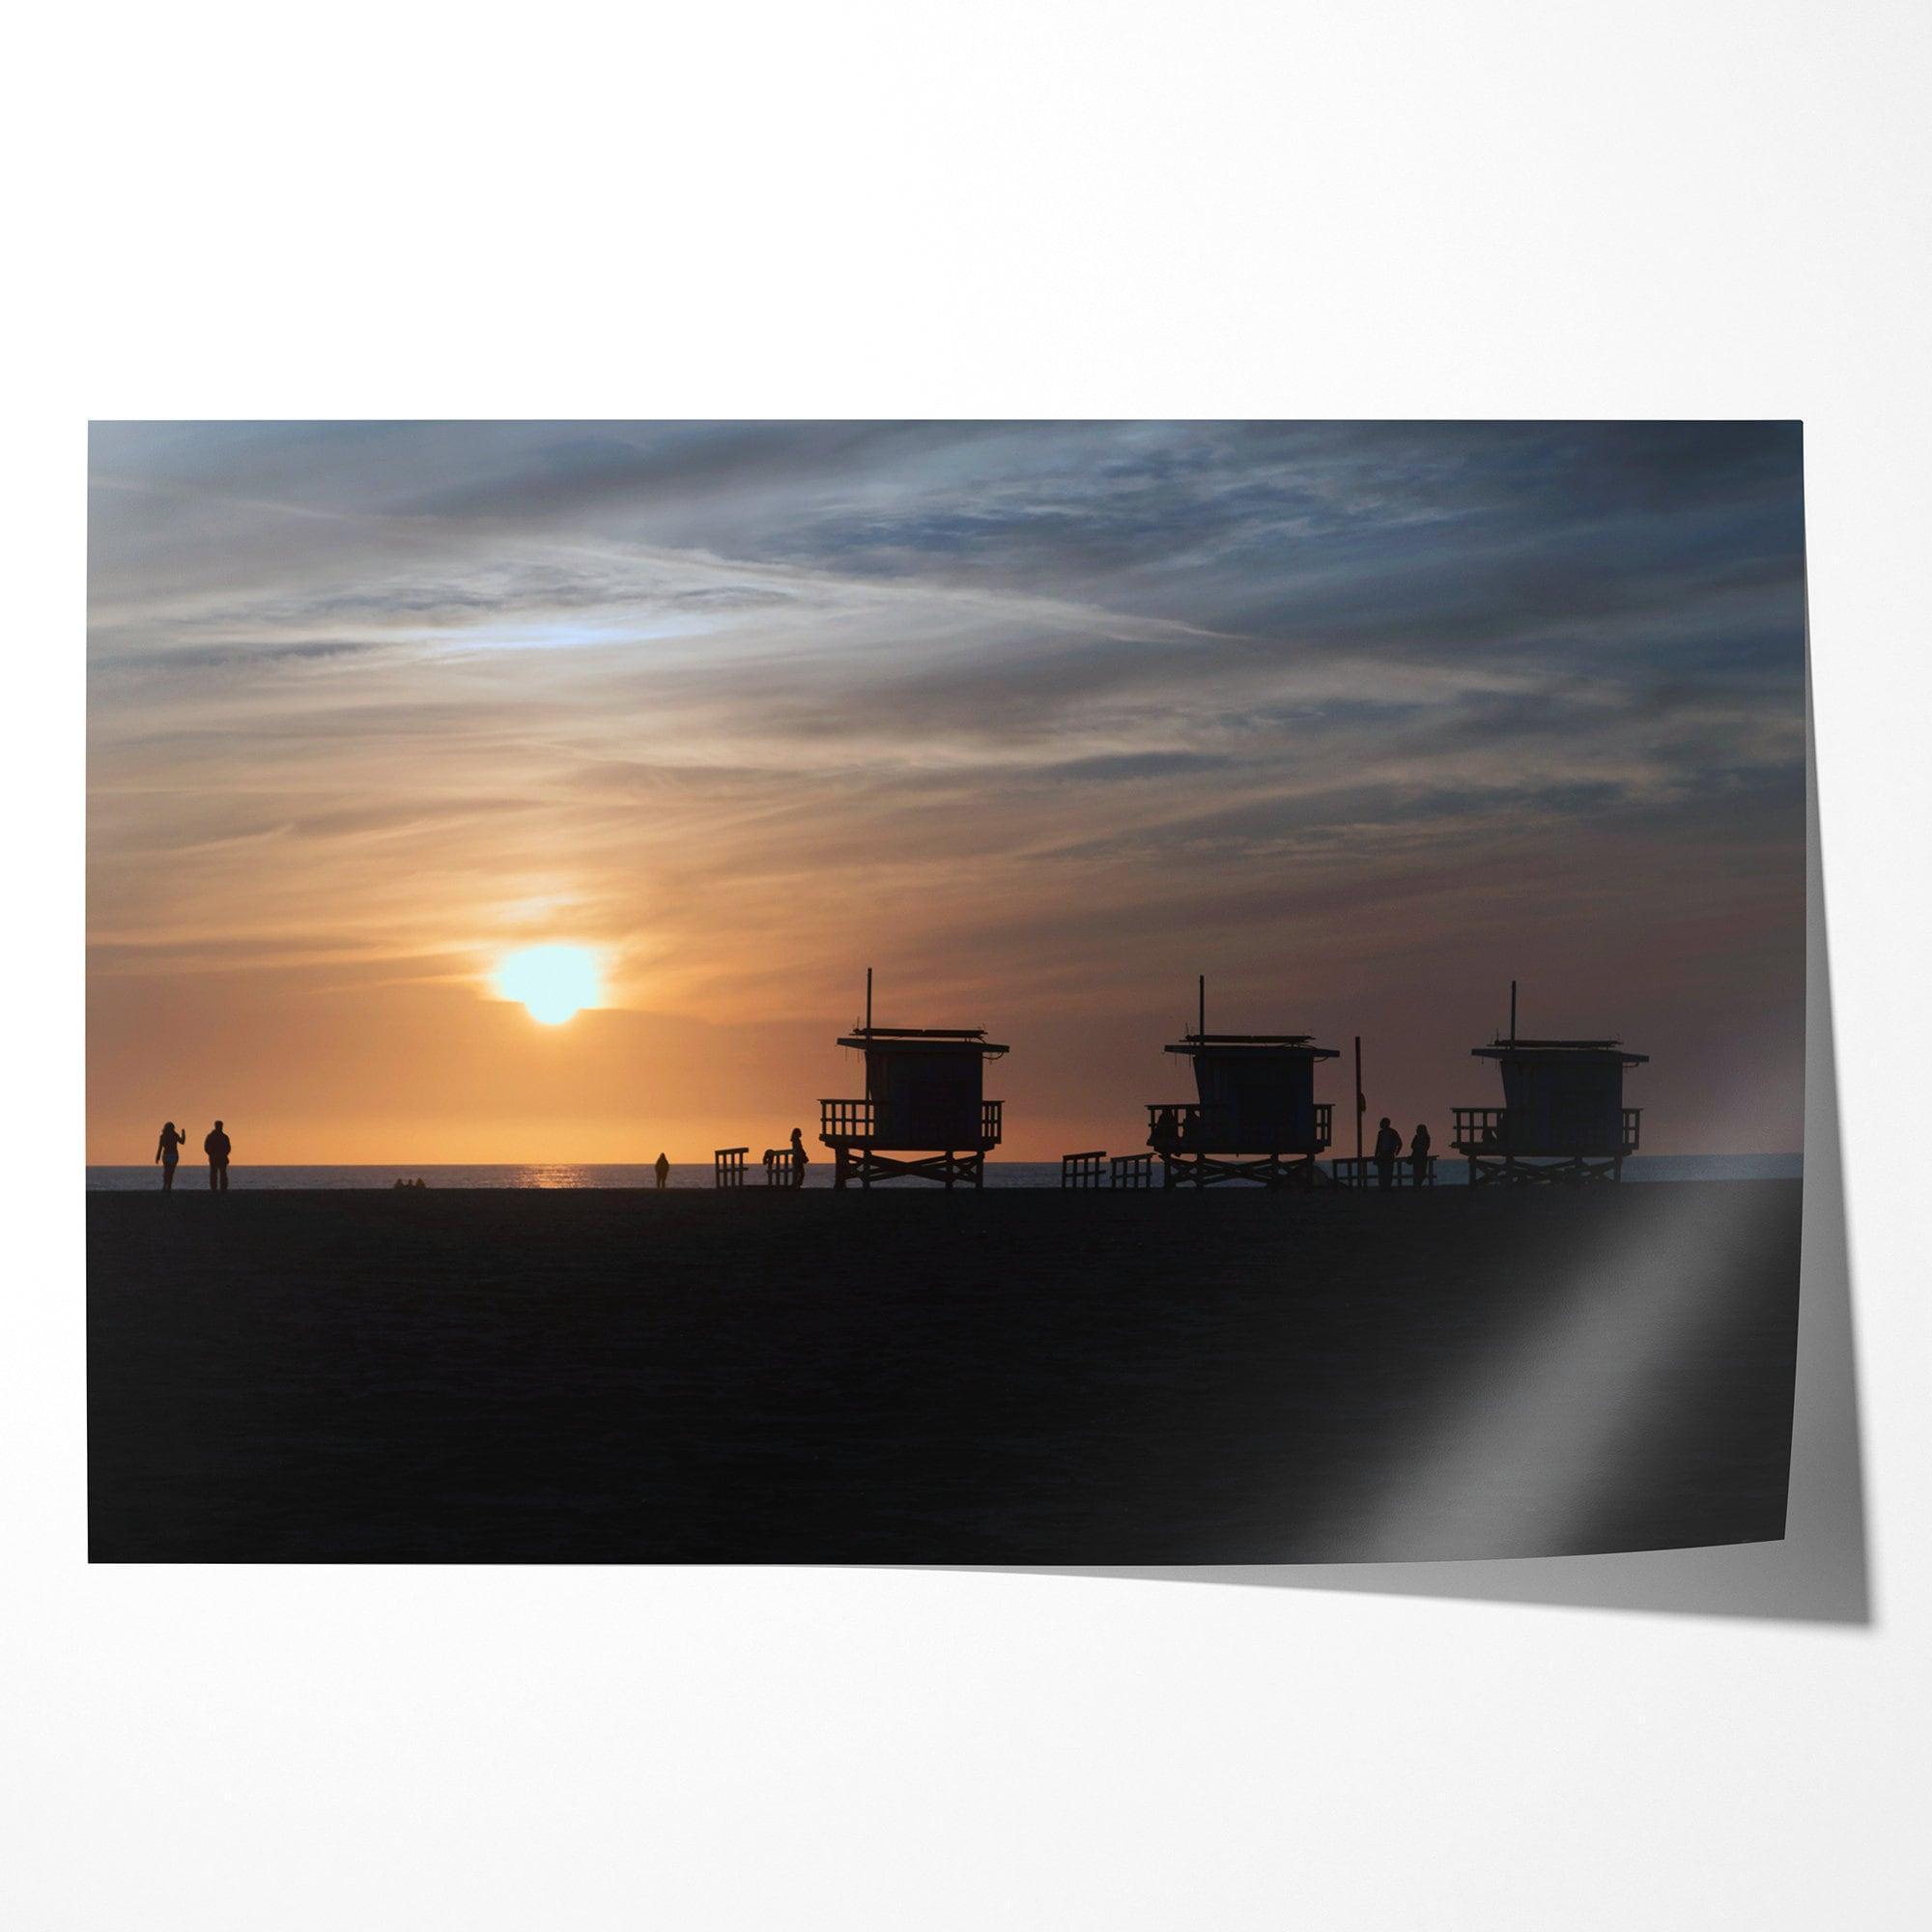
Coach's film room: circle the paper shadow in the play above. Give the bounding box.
[925,652,1870,1625]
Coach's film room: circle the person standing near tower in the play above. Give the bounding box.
[654,1151,670,1190]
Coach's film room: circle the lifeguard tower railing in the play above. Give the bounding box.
[714,1147,748,1188]
[820,1097,1004,1146]
[1146,1101,1334,1151]
[1450,1108,1641,1156]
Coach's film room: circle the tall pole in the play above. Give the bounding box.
[1198,974,1206,1039]
[1510,979,1518,1044]
[863,967,875,1114]
[1354,1035,1364,1161]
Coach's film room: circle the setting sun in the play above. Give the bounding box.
[496,945,601,1025]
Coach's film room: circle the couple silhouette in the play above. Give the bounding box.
[156,1120,231,1191]
[1371,1117,1432,1188]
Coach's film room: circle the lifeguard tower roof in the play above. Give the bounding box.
[1164,1031,1334,1055]
[1473,1037,1647,1064]
[837,1025,1009,1056]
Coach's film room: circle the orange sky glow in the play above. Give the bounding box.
[87,422,1807,1166]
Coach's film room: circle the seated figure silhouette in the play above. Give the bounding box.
[204,1120,232,1192]
[654,1151,670,1190]
[788,1125,810,1189]
[1408,1122,1432,1187]
[156,1121,185,1191]
[1373,1116,1401,1190]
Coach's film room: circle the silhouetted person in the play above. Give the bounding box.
[156,1121,185,1191]
[788,1126,809,1188]
[204,1120,232,1191]
[654,1151,670,1190]
[1151,1106,1179,1149]
[1408,1122,1432,1188]
[1373,1116,1401,1190]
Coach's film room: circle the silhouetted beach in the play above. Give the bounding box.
[87,1182,1801,1564]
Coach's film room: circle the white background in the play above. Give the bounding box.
[7,3,1930,1925]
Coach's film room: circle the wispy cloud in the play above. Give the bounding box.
[86,422,1806,1160]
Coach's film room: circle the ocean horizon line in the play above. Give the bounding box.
[87,1152,1804,1190]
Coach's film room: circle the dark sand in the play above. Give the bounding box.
[87,1182,1801,1564]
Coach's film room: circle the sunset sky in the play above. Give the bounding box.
[87,421,1807,1164]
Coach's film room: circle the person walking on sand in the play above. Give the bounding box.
[1373,1116,1401,1191]
[204,1119,233,1192]
[788,1125,810,1189]
[654,1151,670,1190]
[1408,1122,1432,1188]
[155,1121,185,1191]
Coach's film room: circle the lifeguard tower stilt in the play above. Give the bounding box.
[1451,981,1647,1185]
[819,970,1008,1189]
[1145,978,1338,1188]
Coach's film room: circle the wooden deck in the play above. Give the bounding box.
[819,1097,1003,1189]
[1451,1106,1641,1185]
[1145,1100,1335,1188]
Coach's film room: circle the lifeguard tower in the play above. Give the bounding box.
[1451,982,1646,1185]
[1145,979,1338,1188]
[819,970,1008,1189]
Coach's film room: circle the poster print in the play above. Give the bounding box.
[87,422,1806,1563]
